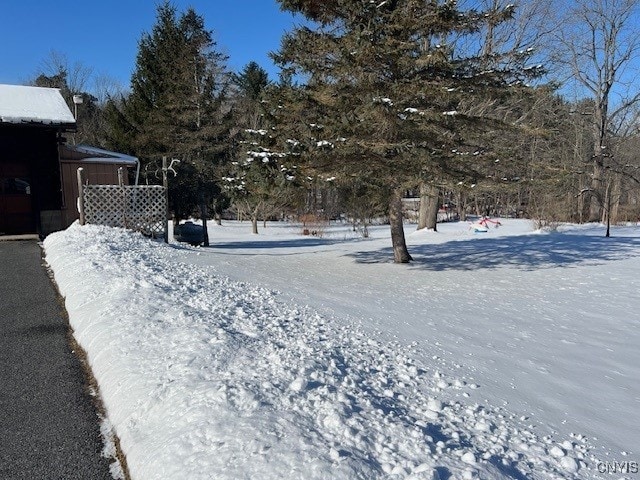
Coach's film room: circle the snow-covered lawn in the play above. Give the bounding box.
[43,219,640,479]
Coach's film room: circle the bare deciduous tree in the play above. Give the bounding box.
[37,50,93,98]
[558,0,640,223]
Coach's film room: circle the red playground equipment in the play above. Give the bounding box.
[479,216,502,228]
[469,216,502,232]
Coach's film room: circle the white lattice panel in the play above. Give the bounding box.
[83,185,166,237]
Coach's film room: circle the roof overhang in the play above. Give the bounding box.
[0,84,76,131]
[60,144,139,166]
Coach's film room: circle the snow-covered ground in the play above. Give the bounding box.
[43,219,640,479]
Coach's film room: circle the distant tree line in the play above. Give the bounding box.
[30,0,640,261]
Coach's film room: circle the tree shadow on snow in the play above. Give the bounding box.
[209,237,344,251]
[170,236,351,257]
[211,237,338,250]
[347,232,640,271]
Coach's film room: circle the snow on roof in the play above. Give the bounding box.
[61,144,139,166]
[0,84,76,127]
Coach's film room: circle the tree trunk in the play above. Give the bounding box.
[601,180,610,224]
[425,184,439,231]
[474,195,481,216]
[611,173,621,225]
[417,183,428,230]
[605,179,612,237]
[588,101,608,222]
[389,189,412,263]
[417,183,440,230]
[212,205,222,225]
[588,158,604,222]
[577,178,585,223]
[456,190,467,221]
[251,206,259,234]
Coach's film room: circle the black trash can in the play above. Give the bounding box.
[174,221,205,246]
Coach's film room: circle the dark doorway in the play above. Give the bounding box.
[0,161,35,234]
[0,125,62,236]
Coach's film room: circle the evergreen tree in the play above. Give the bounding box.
[225,64,301,233]
[106,2,232,222]
[222,138,300,234]
[270,0,541,262]
[234,61,270,102]
[231,61,271,134]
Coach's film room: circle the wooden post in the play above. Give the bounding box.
[200,191,209,247]
[162,156,169,243]
[605,180,612,238]
[77,167,85,225]
[202,209,209,247]
[118,167,126,227]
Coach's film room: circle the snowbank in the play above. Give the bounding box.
[44,223,615,479]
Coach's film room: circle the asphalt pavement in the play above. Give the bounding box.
[0,240,113,480]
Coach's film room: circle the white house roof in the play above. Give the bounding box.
[0,84,76,127]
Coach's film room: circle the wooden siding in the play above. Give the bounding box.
[60,161,131,227]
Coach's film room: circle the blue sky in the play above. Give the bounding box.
[0,1,299,89]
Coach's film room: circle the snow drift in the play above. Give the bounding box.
[44,222,631,479]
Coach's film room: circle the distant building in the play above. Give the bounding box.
[0,84,138,236]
